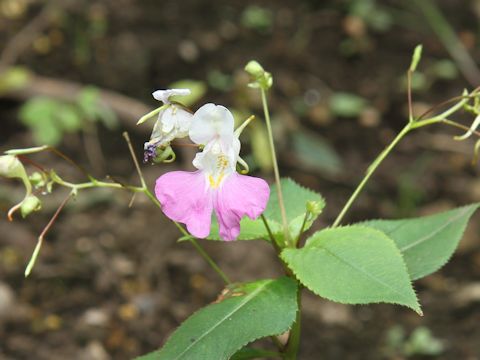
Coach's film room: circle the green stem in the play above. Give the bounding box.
[52,173,232,285]
[189,239,231,285]
[332,122,413,228]
[260,89,291,246]
[283,287,302,360]
[413,94,470,128]
[143,187,231,285]
[294,211,310,248]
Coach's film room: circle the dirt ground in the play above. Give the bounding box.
[1,0,480,359]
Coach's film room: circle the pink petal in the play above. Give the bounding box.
[155,171,213,238]
[214,173,270,241]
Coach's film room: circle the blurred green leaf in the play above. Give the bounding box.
[76,86,118,129]
[241,6,273,32]
[168,80,207,106]
[292,130,342,175]
[404,327,444,356]
[329,92,367,117]
[432,59,458,80]
[57,104,83,132]
[19,98,64,145]
[207,70,233,91]
[77,86,101,120]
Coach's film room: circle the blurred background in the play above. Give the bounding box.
[1,0,480,359]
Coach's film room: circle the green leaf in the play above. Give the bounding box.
[137,277,298,360]
[168,80,207,106]
[281,226,422,314]
[361,204,479,280]
[231,347,281,360]
[291,130,343,175]
[18,97,64,145]
[329,92,367,117]
[57,104,83,132]
[77,86,101,120]
[264,178,325,239]
[207,216,279,241]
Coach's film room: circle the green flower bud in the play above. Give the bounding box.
[306,200,323,217]
[20,195,42,218]
[245,60,265,78]
[29,172,46,188]
[0,155,25,179]
[244,60,273,90]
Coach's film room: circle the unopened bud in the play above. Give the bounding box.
[245,60,265,78]
[306,200,323,216]
[0,155,25,179]
[245,60,273,90]
[20,195,42,218]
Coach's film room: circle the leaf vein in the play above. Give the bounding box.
[400,207,471,252]
[173,282,270,360]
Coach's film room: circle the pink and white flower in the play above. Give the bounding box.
[155,103,270,241]
[144,89,193,162]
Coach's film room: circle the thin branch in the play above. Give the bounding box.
[407,70,414,121]
[25,191,73,276]
[189,239,231,285]
[123,132,147,189]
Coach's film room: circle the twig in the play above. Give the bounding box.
[123,132,147,188]
[24,191,73,276]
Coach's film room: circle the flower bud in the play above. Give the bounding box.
[244,60,273,90]
[20,195,42,218]
[306,200,323,217]
[245,60,265,78]
[0,155,25,179]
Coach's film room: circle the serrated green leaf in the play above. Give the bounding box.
[264,178,325,239]
[230,347,281,360]
[282,226,421,314]
[361,204,479,280]
[206,216,278,241]
[137,277,298,360]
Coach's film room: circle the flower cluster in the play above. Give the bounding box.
[147,89,270,241]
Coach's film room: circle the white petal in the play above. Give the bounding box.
[149,106,193,146]
[152,88,191,104]
[189,103,234,145]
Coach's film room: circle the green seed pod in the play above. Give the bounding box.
[20,195,42,218]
